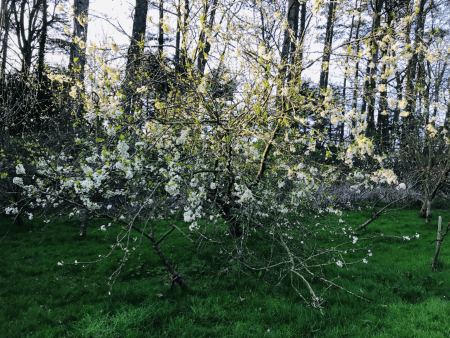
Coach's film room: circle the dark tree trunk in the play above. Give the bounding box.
[196,0,217,75]
[281,0,300,82]
[0,0,10,78]
[180,0,190,71]
[319,0,336,91]
[123,0,148,115]
[158,0,163,58]
[37,0,47,82]
[351,6,362,137]
[341,0,358,143]
[174,0,181,73]
[361,0,384,139]
[68,0,89,83]
[79,210,89,236]
[401,0,426,149]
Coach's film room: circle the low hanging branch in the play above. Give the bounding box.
[357,195,408,231]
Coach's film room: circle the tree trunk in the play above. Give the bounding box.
[361,0,384,139]
[68,0,89,83]
[401,0,426,149]
[319,0,336,91]
[341,0,358,143]
[37,0,47,82]
[158,0,163,58]
[123,0,148,115]
[0,0,10,78]
[280,0,300,82]
[350,6,362,137]
[180,0,190,71]
[174,0,181,73]
[196,0,217,75]
[79,210,89,236]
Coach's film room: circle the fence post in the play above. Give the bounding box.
[431,216,443,271]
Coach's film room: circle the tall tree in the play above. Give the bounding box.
[68,0,89,82]
[122,0,148,115]
[0,0,11,78]
[319,0,337,92]
[360,0,384,139]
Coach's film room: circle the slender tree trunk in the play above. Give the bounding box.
[158,0,164,58]
[174,0,181,72]
[196,0,217,75]
[68,0,89,83]
[123,0,148,115]
[280,0,299,83]
[180,0,190,70]
[361,0,384,138]
[340,0,358,143]
[0,0,10,79]
[319,0,336,91]
[376,13,392,153]
[79,210,89,236]
[391,50,402,150]
[351,7,362,136]
[402,0,426,149]
[37,0,47,82]
[293,0,307,81]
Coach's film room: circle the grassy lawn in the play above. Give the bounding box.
[1,207,450,337]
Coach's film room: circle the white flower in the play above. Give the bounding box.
[397,183,406,190]
[13,177,23,186]
[69,86,77,99]
[125,170,133,179]
[117,140,130,158]
[100,225,106,231]
[136,86,148,94]
[74,260,78,265]
[362,258,368,264]
[28,213,33,220]
[377,84,386,92]
[339,219,345,223]
[398,100,407,109]
[107,205,112,209]
[189,221,199,231]
[336,260,343,268]
[57,262,63,266]
[210,182,217,189]
[258,44,266,57]
[16,164,26,175]
[415,233,419,238]
[197,82,207,94]
[5,207,18,214]
[403,236,410,240]
[352,236,358,244]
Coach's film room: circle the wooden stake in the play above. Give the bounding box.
[431,220,450,271]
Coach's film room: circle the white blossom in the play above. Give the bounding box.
[16,164,26,175]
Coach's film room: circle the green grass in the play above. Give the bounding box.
[1,208,450,337]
